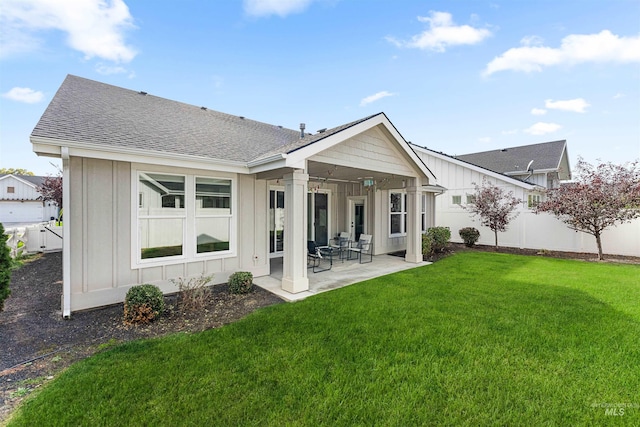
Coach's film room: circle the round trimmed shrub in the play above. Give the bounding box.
[228,272,253,294]
[422,234,433,257]
[459,227,480,247]
[427,226,451,253]
[124,284,165,324]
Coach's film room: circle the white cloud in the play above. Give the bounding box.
[0,0,137,62]
[484,30,640,76]
[478,137,491,143]
[244,0,314,17]
[95,63,127,75]
[613,93,625,99]
[360,91,396,107]
[531,108,547,115]
[520,35,544,47]
[545,98,590,113]
[524,122,562,135]
[386,11,491,52]
[2,87,44,103]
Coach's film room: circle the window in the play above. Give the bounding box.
[138,173,185,259]
[390,192,407,236]
[466,194,476,204]
[452,195,461,205]
[421,194,428,232]
[195,177,231,253]
[136,171,234,263]
[528,194,541,208]
[7,186,15,194]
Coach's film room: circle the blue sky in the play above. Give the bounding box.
[1,0,639,176]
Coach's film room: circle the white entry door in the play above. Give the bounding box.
[348,197,367,242]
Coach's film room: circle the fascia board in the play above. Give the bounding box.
[30,136,250,174]
[416,147,537,190]
[248,156,288,174]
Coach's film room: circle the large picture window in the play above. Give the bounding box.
[136,171,234,263]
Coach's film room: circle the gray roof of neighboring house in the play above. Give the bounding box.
[0,174,46,187]
[32,75,306,163]
[455,140,567,174]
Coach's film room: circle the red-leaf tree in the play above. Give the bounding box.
[38,174,63,213]
[536,158,640,260]
[466,179,521,248]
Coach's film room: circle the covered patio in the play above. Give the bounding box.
[254,254,432,301]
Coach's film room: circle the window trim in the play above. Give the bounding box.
[389,191,407,237]
[132,167,237,269]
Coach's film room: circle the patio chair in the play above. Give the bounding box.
[330,232,351,261]
[347,234,373,264]
[307,240,332,273]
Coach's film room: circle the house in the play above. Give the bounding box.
[412,143,639,257]
[455,140,571,189]
[30,75,444,317]
[0,174,58,225]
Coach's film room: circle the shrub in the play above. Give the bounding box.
[427,227,451,253]
[0,224,12,311]
[228,272,253,294]
[123,284,165,324]
[171,274,213,312]
[422,234,433,257]
[459,227,480,247]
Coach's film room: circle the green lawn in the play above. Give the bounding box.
[9,252,640,425]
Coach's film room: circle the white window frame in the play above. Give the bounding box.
[132,168,237,268]
[452,195,462,205]
[421,194,428,233]
[528,194,541,209]
[389,191,407,237]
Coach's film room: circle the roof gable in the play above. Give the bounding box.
[0,174,43,188]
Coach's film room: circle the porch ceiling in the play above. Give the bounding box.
[307,160,415,186]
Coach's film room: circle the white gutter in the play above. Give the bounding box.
[61,147,71,318]
[246,153,287,168]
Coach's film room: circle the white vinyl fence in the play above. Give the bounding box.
[437,210,640,257]
[4,221,63,257]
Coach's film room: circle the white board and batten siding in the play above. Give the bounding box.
[67,157,270,312]
[311,127,416,178]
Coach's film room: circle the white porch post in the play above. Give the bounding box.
[405,181,423,263]
[281,170,310,293]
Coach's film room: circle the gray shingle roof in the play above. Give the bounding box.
[251,113,382,162]
[0,174,46,187]
[32,75,303,163]
[455,140,567,174]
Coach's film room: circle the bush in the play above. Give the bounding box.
[0,224,12,311]
[459,227,480,247]
[228,272,253,294]
[123,284,165,324]
[171,274,213,312]
[422,234,433,257]
[427,227,451,253]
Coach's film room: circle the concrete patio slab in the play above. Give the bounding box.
[254,255,431,302]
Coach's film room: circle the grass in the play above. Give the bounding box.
[9,252,640,426]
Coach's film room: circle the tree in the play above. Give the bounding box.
[0,168,34,176]
[536,158,640,260]
[38,174,63,212]
[0,223,12,311]
[465,179,521,248]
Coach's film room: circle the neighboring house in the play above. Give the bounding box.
[31,75,444,316]
[412,143,639,257]
[455,140,571,189]
[0,174,58,224]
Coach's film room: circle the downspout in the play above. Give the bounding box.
[61,147,71,318]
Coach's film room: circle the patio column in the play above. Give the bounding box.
[405,182,423,263]
[281,170,310,293]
